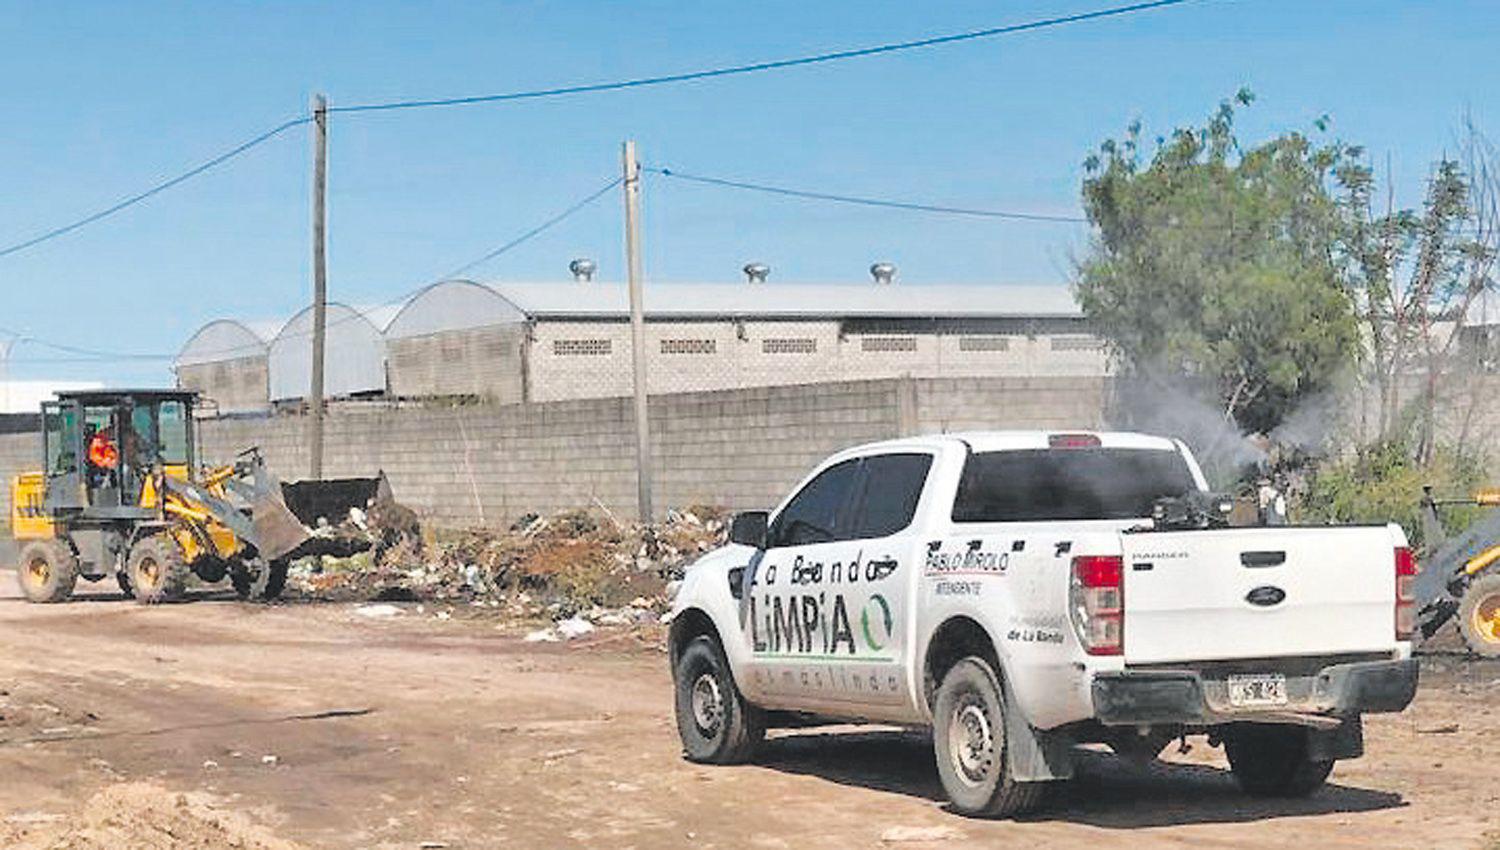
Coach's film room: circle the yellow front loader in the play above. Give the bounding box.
[1417,487,1500,657]
[10,389,386,604]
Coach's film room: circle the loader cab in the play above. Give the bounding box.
[43,390,195,518]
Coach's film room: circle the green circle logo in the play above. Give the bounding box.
[860,593,894,651]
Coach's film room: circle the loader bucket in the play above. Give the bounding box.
[280,475,390,528]
[273,474,394,560]
[249,488,320,562]
[239,474,392,562]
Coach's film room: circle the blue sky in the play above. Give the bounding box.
[0,0,1495,384]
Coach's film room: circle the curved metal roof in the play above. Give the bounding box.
[267,302,387,401]
[384,279,526,339]
[175,318,275,367]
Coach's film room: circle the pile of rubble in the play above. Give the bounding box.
[284,505,728,620]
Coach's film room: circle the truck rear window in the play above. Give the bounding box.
[951,448,1197,522]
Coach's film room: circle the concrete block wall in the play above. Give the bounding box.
[914,376,1112,434]
[0,430,38,522]
[387,324,526,403]
[195,379,909,526]
[177,356,270,414]
[0,375,1117,530]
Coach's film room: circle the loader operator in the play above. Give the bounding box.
[87,425,144,475]
[87,426,119,471]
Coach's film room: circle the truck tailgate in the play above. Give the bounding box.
[1121,526,1398,665]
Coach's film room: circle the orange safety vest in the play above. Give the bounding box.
[88,432,119,469]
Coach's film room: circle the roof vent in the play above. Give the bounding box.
[870,262,897,285]
[743,262,770,284]
[569,258,597,283]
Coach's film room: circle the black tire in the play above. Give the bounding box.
[257,560,289,601]
[1457,573,1500,659]
[17,539,79,603]
[116,570,135,600]
[1224,724,1334,797]
[126,535,190,604]
[932,656,1045,818]
[230,562,253,598]
[673,635,765,764]
[230,558,288,601]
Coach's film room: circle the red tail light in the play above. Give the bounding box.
[1395,546,1419,641]
[1071,555,1123,655]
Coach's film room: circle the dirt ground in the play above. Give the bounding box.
[0,574,1496,850]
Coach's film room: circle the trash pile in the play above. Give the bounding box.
[285,505,728,621]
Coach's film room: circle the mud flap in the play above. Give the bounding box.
[1004,683,1074,781]
[1306,716,1363,762]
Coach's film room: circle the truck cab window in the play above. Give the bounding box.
[851,453,933,539]
[768,459,860,547]
[952,448,1197,522]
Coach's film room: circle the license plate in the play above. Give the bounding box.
[1227,674,1287,708]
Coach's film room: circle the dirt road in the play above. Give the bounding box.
[0,575,1495,849]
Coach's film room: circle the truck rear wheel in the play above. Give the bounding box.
[932,656,1045,818]
[17,539,79,603]
[673,635,764,764]
[1458,573,1500,658]
[1224,724,1333,797]
[126,535,190,604]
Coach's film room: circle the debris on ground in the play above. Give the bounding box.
[0,781,304,849]
[880,825,963,843]
[352,603,404,619]
[285,505,728,623]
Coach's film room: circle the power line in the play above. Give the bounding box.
[0,326,172,363]
[0,117,309,260]
[329,0,1198,114]
[148,175,623,365]
[649,166,1088,223]
[441,176,622,279]
[0,1,1198,260]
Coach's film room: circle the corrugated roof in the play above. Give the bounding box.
[483,281,1081,319]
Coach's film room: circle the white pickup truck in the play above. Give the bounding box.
[667,431,1419,817]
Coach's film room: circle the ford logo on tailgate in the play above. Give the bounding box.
[1246,585,1287,607]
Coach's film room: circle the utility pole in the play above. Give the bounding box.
[622,140,654,522]
[0,336,16,414]
[308,93,329,480]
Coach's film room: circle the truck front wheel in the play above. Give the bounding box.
[932,656,1044,818]
[672,635,764,764]
[1224,724,1333,797]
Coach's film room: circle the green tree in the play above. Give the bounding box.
[1334,121,1496,462]
[1075,90,1359,436]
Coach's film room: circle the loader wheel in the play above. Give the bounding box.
[232,559,289,601]
[126,535,190,604]
[17,539,79,603]
[1458,573,1500,658]
[260,560,289,600]
[230,561,254,599]
[116,571,135,600]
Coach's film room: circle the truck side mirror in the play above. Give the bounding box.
[729,511,769,549]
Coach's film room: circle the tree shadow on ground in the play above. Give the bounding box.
[755,728,1406,828]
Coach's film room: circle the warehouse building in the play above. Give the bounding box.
[174,264,1108,410]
